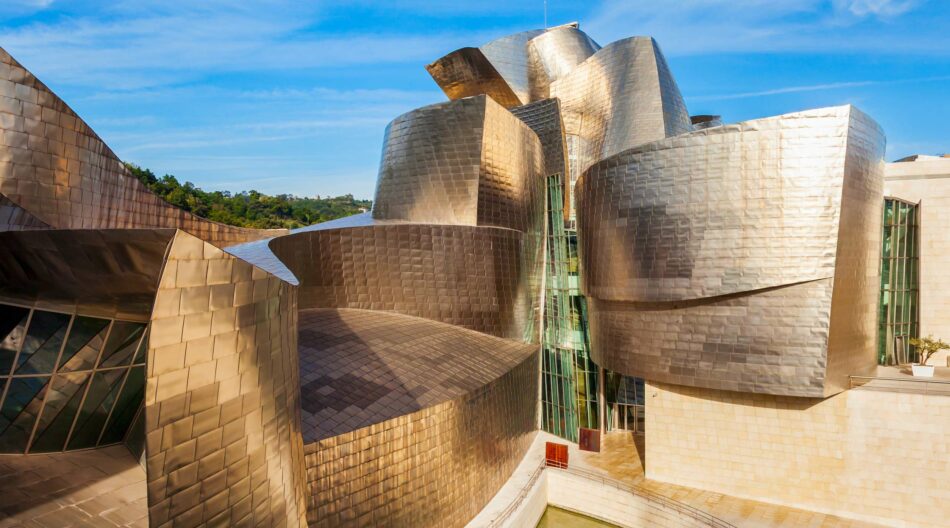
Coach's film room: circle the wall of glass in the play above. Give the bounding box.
[541,174,599,441]
[0,302,147,453]
[604,373,645,433]
[878,198,920,365]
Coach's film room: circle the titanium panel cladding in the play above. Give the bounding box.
[304,353,538,527]
[270,224,541,342]
[577,106,885,397]
[145,231,307,527]
[372,95,544,233]
[425,48,522,108]
[0,48,281,246]
[549,36,691,215]
[527,26,601,101]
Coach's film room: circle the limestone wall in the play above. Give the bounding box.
[646,382,950,527]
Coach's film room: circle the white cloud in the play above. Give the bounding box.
[689,75,950,101]
[584,0,940,56]
[835,0,918,17]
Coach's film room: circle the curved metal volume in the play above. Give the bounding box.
[576,106,885,397]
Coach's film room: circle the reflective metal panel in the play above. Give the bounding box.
[0,48,282,246]
[0,194,49,230]
[0,229,175,319]
[479,29,546,105]
[372,95,544,234]
[144,230,307,526]
[304,353,538,527]
[550,37,691,217]
[576,106,885,397]
[270,223,541,342]
[297,307,536,442]
[425,48,522,108]
[527,26,601,101]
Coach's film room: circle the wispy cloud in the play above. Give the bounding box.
[690,75,950,101]
[835,0,919,17]
[585,0,944,56]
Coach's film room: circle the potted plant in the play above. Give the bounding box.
[907,335,949,377]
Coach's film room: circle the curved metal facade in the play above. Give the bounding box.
[304,352,537,527]
[424,48,522,109]
[550,36,692,198]
[527,26,601,101]
[577,106,885,397]
[0,48,281,247]
[372,95,544,233]
[269,223,541,341]
[145,231,308,526]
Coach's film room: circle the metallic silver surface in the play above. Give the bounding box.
[478,29,546,105]
[144,230,308,527]
[510,98,569,201]
[297,307,536,442]
[270,223,541,341]
[577,106,885,397]
[551,36,692,217]
[425,48,522,108]
[0,193,49,230]
[0,229,175,320]
[372,95,544,233]
[0,47,283,247]
[304,353,538,527]
[527,26,601,101]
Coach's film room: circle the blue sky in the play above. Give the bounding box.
[1,0,947,199]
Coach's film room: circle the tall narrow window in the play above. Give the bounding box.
[878,198,920,365]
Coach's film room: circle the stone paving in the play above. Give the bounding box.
[0,445,147,527]
[578,432,886,528]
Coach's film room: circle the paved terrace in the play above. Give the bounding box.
[474,431,887,528]
[0,445,147,527]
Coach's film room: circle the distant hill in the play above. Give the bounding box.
[126,163,372,229]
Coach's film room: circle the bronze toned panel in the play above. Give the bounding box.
[527,26,601,101]
[297,308,536,442]
[578,106,874,303]
[577,106,885,397]
[550,37,691,217]
[269,223,542,342]
[372,96,544,234]
[478,29,546,105]
[588,280,833,397]
[304,352,538,527]
[425,48,522,108]
[0,228,174,320]
[0,47,282,247]
[0,193,49,230]
[144,231,307,526]
[825,108,886,394]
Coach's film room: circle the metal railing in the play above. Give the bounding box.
[487,460,737,528]
[849,375,950,395]
[487,461,545,527]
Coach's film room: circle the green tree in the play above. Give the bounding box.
[125,163,371,229]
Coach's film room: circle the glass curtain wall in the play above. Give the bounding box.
[541,174,598,441]
[604,373,645,433]
[0,301,147,453]
[878,198,920,365]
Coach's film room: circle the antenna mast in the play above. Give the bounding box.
[544,0,548,28]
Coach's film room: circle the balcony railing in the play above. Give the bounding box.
[487,460,737,528]
[849,374,950,395]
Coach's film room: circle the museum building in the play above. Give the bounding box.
[0,21,948,528]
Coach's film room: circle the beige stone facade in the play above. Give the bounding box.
[646,381,950,528]
[885,156,950,365]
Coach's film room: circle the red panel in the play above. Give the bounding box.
[545,441,568,468]
[578,427,601,452]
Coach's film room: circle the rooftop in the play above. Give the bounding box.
[298,308,537,442]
